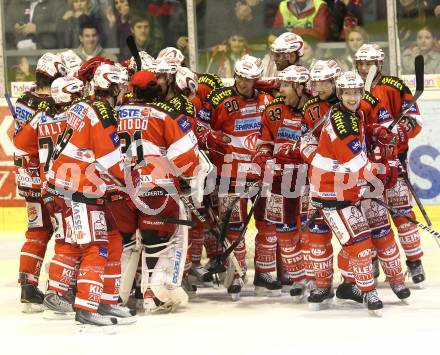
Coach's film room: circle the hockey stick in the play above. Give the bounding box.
[126,35,142,72]
[5,92,17,120]
[388,55,424,132]
[373,198,440,240]
[300,209,320,233]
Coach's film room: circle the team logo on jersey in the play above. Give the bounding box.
[234,117,260,131]
[197,108,211,122]
[403,100,417,113]
[177,116,192,132]
[276,127,301,141]
[347,138,361,154]
[377,107,391,122]
[99,247,108,258]
[243,132,259,151]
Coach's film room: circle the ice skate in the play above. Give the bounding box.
[143,289,176,313]
[20,281,44,313]
[253,272,282,297]
[227,276,244,301]
[289,279,308,303]
[363,289,383,317]
[97,303,137,325]
[189,264,214,287]
[307,287,334,311]
[390,283,411,303]
[182,275,197,299]
[42,290,75,320]
[405,259,425,288]
[205,258,226,286]
[75,309,117,334]
[335,282,363,304]
[280,274,293,293]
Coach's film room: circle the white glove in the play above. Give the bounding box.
[300,133,318,162]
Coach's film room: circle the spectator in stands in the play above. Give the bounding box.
[6,0,62,49]
[402,24,440,74]
[207,34,251,78]
[119,16,164,60]
[329,0,363,41]
[12,57,35,82]
[337,25,368,71]
[106,0,132,61]
[298,36,318,69]
[74,19,116,61]
[272,0,331,41]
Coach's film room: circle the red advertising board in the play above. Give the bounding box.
[0,106,24,207]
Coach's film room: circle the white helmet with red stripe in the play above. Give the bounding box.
[93,63,128,90]
[157,47,185,66]
[336,71,364,89]
[310,59,341,81]
[152,58,179,75]
[271,32,304,57]
[234,54,263,79]
[51,76,84,104]
[278,65,310,84]
[59,50,82,77]
[129,51,154,71]
[175,67,198,95]
[36,52,67,78]
[354,44,385,62]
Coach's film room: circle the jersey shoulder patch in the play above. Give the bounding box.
[302,97,320,114]
[206,87,234,108]
[265,96,285,109]
[149,101,179,119]
[90,100,118,128]
[329,108,360,140]
[198,73,224,90]
[168,95,195,117]
[379,75,406,93]
[362,91,379,108]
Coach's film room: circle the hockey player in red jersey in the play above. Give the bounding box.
[355,43,425,286]
[14,76,84,318]
[198,54,272,300]
[301,59,341,301]
[300,72,384,315]
[254,65,311,300]
[13,52,66,312]
[114,70,200,312]
[47,63,135,327]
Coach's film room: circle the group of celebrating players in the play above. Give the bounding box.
[12,31,426,329]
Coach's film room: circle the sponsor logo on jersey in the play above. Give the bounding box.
[71,103,86,117]
[234,117,261,131]
[99,247,108,258]
[110,131,120,147]
[347,138,361,154]
[282,119,301,128]
[403,100,417,113]
[197,108,211,122]
[15,105,34,124]
[118,107,143,118]
[276,127,301,141]
[232,152,252,161]
[377,107,391,122]
[381,76,403,91]
[177,116,192,132]
[240,106,257,115]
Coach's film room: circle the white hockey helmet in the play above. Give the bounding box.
[336,71,364,90]
[354,44,385,62]
[152,58,179,75]
[175,67,198,95]
[278,65,310,84]
[59,50,82,76]
[129,51,154,71]
[51,76,84,104]
[271,32,304,57]
[157,47,185,66]
[234,54,263,79]
[36,53,67,78]
[93,63,128,90]
[310,59,341,81]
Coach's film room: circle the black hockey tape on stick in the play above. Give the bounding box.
[301,209,320,233]
[5,92,17,120]
[126,35,142,72]
[373,198,440,240]
[388,55,424,132]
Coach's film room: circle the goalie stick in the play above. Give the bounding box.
[373,198,440,241]
[126,35,142,72]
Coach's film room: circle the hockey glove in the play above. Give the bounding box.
[253,151,273,177]
[274,143,302,167]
